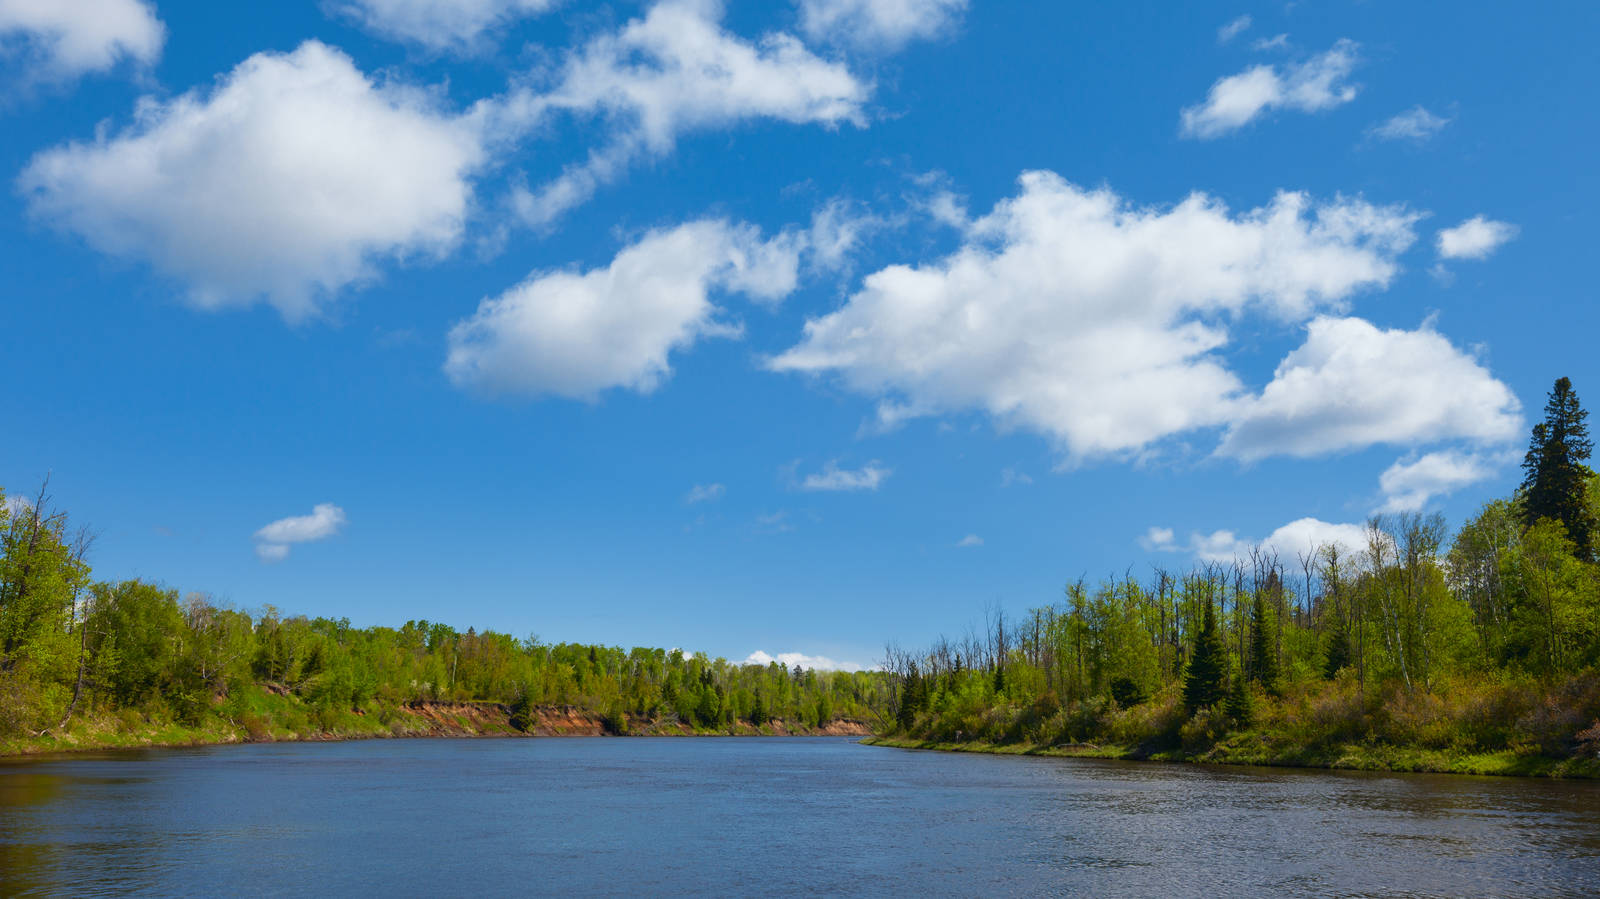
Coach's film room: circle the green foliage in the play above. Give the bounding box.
[1247,591,1278,693]
[1183,601,1227,714]
[1521,376,1596,559]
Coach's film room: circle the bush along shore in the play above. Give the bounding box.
[0,482,890,758]
[873,379,1600,779]
[3,692,873,759]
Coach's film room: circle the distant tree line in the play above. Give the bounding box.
[0,486,888,740]
[884,378,1600,760]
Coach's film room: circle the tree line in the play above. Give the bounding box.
[883,378,1600,765]
[0,486,889,741]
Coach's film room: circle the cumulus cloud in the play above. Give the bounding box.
[798,461,891,491]
[686,482,726,503]
[500,0,869,227]
[1180,39,1360,139]
[956,533,983,547]
[1145,517,1369,563]
[742,650,869,671]
[1436,215,1518,261]
[332,0,557,50]
[772,171,1419,462]
[1220,316,1522,461]
[1377,450,1502,513]
[1216,14,1251,44]
[445,218,800,398]
[20,41,484,321]
[254,502,346,563]
[0,0,163,81]
[797,0,966,50]
[1367,106,1450,143]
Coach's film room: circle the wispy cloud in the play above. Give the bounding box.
[1367,106,1450,143]
[1181,39,1360,139]
[798,461,891,492]
[253,502,346,563]
[956,533,983,547]
[1216,14,1251,44]
[685,482,726,504]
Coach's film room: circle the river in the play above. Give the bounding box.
[2,737,1597,896]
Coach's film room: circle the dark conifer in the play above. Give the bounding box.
[1520,377,1595,558]
[1183,600,1227,714]
[1247,591,1279,693]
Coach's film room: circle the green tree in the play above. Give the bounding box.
[1246,590,1279,693]
[1521,377,1595,559]
[1182,600,1227,714]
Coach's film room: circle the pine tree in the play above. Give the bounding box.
[1521,377,1595,559]
[1223,670,1253,727]
[1323,625,1352,679]
[1247,591,1279,693]
[1182,600,1227,714]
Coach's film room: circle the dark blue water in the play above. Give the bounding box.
[2,737,1597,897]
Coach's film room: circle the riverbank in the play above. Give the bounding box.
[862,734,1600,779]
[0,697,874,758]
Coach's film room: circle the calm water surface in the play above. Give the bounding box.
[2,737,1597,897]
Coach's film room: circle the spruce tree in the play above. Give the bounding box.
[1323,625,1352,679]
[1521,377,1595,559]
[1183,600,1227,714]
[1223,670,1253,727]
[1247,591,1279,693]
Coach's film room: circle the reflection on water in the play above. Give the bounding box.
[2,738,1598,897]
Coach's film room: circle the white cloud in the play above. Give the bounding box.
[797,0,966,50]
[1436,215,1518,261]
[253,502,346,563]
[501,0,869,227]
[956,533,983,547]
[332,0,557,50]
[772,171,1418,462]
[742,649,869,671]
[1252,34,1289,52]
[445,218,800,397]
[1216,14,1251,43]
[1000,466,1032,487]
[1377,450,1501,513]
[686,482,726,503]
[1367,106,1450,143]
[2,495,32,517]
[1147,517,1369,564]
[1221,316,1521,462]
[799,461,891,492]
[0,0,163,80]
[806,198,882,273]
[20,41,484,321]
[1181,39,1360,139]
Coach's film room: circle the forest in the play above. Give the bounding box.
[0,490,889,752]
[874,378,1600,777]
[6,381,1600,775]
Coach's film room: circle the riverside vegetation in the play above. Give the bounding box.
[0,493,889,755]
[7,381,1600,777]
[871,378,1600,778]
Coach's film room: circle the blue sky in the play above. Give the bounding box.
[2,0,1596,670]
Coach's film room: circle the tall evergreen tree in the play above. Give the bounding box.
[1182,600,1227,714]
[1247,591,1279,692]
[1521,377,1595,558]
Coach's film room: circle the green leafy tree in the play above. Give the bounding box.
[1521,377,1595,559]
[1182,600,1227,714]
